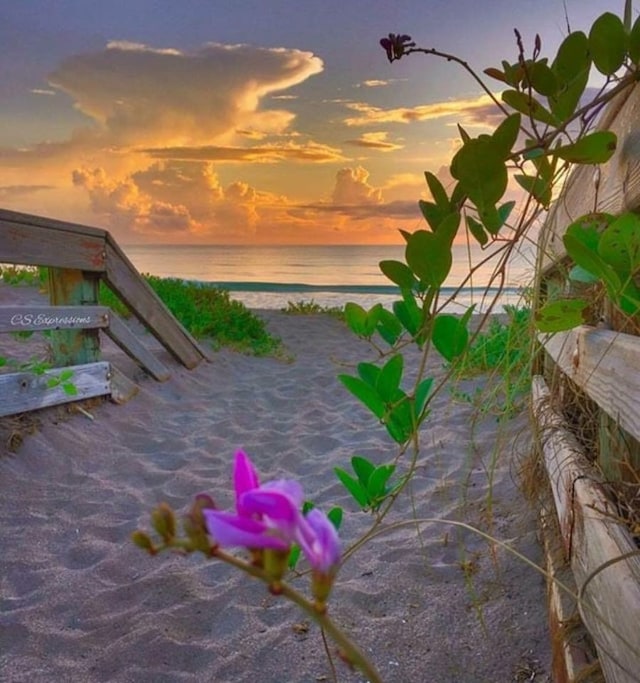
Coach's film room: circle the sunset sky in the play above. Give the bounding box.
[0,0,620,245]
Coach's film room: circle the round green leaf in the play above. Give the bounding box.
[589,12,626,75]
[535,299,588,332]
[466,214,488,246]
[529,61,558,96]
[629,14,640,64]
[598,212,640,276]
[554,131,617,164]
[432,314,469,361]
[502,89,558,126]
[379,259,416,289]
[450,137,507,208]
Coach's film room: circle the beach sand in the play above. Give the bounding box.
[0,285,551,682]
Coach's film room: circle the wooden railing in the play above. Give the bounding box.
[0,208,211,417]
[534,84,640,683]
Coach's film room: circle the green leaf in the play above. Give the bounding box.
[405,218,457,288]
[589,12,626,75]
[549,31,590,121]
[457,124,471,144]
[498,200,516,226]
[357,361,380,387]
[287,544,301,569]
[483,66,507,83]
[414,377,434,418]
[528,61,558,96]
[555,131,617,164]
[379,259,415,289]
[418,199,448,231]
[334,467,368,508]
[424,171,450,208]
[598,212,640,277]
[327,506,343,529]
[492,113,521,159]
[63,383,78,396]
[566,213,612,251]
[451,137,508,208]
[535,299,588,332]
[466,214,489,246]
[351,455,375,487]
[501,90,558,126]
[376,354,404,402]
[564,232,622,295]
[59,369,74,382]
[385,398,413,444]
[376,307,403,346]
[367,465,396,500]
[432,313,469,361]
[629,14,640,63]
[618,281,640,315]
[514,174,552,208]
[393,295,422,337]
[569,265,599,284]
[344,302,368,337]
[338,374,385,419]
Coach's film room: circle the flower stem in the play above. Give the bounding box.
[213,548,383,683]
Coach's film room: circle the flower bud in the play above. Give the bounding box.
[151,502,176,542]
[263,547,291,585]
[131,530,156,555]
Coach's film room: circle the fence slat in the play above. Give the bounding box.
[533,375,640,683]
[104,238,209,368]
[0,306,109,332]
[105,313,170,381]
[541,326,640,444]
[0,361,111,417]
[0,213,106,271]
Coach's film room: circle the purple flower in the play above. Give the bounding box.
[379,33,414,62]
[203,450,341,581]
[299,508,341,574]
[205,450,304,551]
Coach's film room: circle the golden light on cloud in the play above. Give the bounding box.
[344,131,403,151]
[343,93,498,126]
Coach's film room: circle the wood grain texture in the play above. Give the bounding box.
[541,326,640,444]
[533,376,640,683]
[105,313,170,382]
[0,361,111,417]
[104,238,207,368]
[539,84,640,274]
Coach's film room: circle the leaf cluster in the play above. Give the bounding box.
[334,456,400,512]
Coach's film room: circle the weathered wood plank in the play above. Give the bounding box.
[541,326,640,444]
[104,238,208,368]
[108,365,139,404]
[0,208,108,238]
[533,375,640,683]
[539,84,640,273]
[0,306,109,332]
[105,313,170,382]
[0,361,111,417]
[48,269,101,365]
[0,216,106,271]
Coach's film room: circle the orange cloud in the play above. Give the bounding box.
[344,131,403,151]
[343,93,499,126]
[139,141,346,163]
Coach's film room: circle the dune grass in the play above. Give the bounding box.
[449,305,532,417]
[99,276,281,356]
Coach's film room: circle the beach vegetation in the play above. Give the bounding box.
[99,276,282,356]
[281,299,344,318]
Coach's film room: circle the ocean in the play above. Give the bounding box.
[120,243,535,313]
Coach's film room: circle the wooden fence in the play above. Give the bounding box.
[0,208,211,417]
[534,84,640,682]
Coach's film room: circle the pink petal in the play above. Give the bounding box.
[233,450,260,514]
[203,510,289,551]
[302,509,341,573]
[241,488,301,535]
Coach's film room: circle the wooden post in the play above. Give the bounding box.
[47,268,101,365]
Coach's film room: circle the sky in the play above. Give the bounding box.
[0,0,622,245]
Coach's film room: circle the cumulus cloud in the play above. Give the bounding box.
[344,131,403,151]
[331,166,383,205]
[343,93,500,127]
[48,41,324,147]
